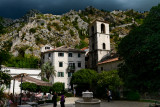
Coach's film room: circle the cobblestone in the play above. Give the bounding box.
[40,97,150,107]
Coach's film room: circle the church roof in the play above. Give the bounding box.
[98,57,119,65]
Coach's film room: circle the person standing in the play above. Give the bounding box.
[107,89,111,102]
[60,94,65,107]
[73,88,76,97]
[52,92,57,107]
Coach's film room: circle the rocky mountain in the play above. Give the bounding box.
[0,7,148,57]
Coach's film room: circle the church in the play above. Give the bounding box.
[87,20,122,72]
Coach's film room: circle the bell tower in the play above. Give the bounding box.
[89,20,110,70]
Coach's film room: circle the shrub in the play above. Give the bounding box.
[21,82,37,92]
[64,92,74,97]
[47,25,51,31]
[56,42,63,47]
[70,29,74,36]
[35,35,47,45]
[29,28,36,34]
[37,86,51,93]
[123,91,140,101]
[5,54,40,68]
[52,22,61,31]
[52,82,64,94]
[75,40,88,49]
[62,26,68,31]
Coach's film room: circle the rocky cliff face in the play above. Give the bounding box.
[0,7,147,57]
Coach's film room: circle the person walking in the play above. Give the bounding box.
[60,93,65,107]
[52,92,57,107]
[107,89,111,102]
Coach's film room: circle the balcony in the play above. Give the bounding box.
[67,66,75,72]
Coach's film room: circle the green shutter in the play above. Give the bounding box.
[58,72,60,77]
[62,72,64,77]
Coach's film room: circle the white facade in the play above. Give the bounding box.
[41,46,85,89]
[89,20,110,69]
[97,58,123,72]
[1,67,41,94]
[41,44,53,53]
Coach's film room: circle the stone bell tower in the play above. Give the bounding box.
[89,20,110,70]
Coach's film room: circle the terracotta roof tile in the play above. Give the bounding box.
[98,57,119,65]
[81,47,88,51]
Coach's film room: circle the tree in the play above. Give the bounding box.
[95,70,123,98]
[52,82,64,93]
[118,4,160,93]
[21,82,37,92]
[71,69,97,92]
[0,49,11,85]
[0,49,10,69]
[0,49,11,106]
[39,62,56,81]
[97,70,123,91]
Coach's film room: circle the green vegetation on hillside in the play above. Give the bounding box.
[75,40,88,49]
[0,7,147,58]
[0,17,7,34]
[5,54,40,68]
[118,4,160,93]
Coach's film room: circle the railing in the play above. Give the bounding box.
[67,66,75,72]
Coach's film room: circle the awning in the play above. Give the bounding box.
[12,73,52,86]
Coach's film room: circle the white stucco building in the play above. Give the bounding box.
[41,46,85,89]
[1,67,41,94]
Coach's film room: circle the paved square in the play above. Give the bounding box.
[40,97,150,107]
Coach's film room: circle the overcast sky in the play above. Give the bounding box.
[0,0,159,19]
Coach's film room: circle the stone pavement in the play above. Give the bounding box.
[40,97,150,107]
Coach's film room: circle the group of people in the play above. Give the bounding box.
[52,92,65,107]
[52,88,111,107]
[52,88,76,107]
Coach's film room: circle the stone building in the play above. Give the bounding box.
[89,20,110,70]
[89,20,121,72]
[41,46,85,89]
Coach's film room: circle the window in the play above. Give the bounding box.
[68,53,72,57]
[59,62,63,67]
[101,24,105,33]
[69,63,75,70]
[91,26,94,35]
[68,72,72,77]
[58,72,64,77]
[78,53,81,57]
[48,53,51,57]
[85,56,89,61]
[103,43,106,49]
[58,53,64,57]
[45,47,50,49]
[78,62,81,67]
[101,67,103,71]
